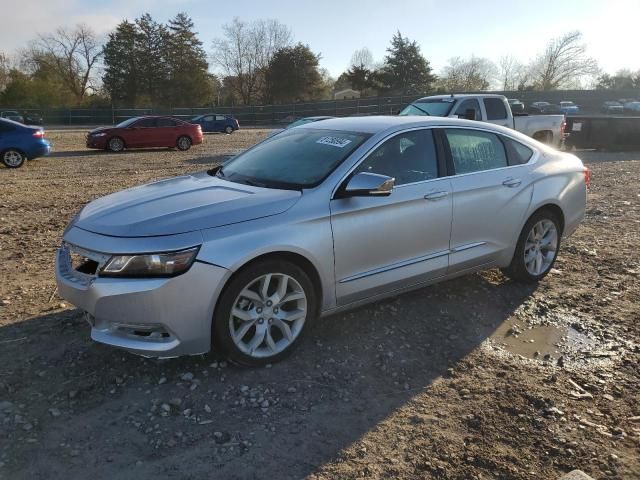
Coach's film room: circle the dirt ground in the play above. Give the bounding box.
[0,130,638,480]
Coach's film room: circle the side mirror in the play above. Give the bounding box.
[342,172,395,197]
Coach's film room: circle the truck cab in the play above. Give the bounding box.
[400,94,565,147]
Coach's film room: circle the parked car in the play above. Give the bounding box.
[268,116,335,137]
[601,101,624,114]
[539,104,563,115]
[191,114,239,134]
[508,99,525,114]
[86,116,203,152]
[0,118,51,168]
[1,111,25,124]
[623,101,640,114]
[23,112,44,126]
[400,94,565,146]
[528,101,551,114]
[559,101,580,115]
[56,116,587,365]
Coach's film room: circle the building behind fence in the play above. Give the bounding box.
[10,89,640,126]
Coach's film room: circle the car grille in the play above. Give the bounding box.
[58,243,110,287]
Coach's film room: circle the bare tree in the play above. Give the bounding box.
[0,52,11,92]
[498,55,528,91]
[350,48,373,69]
[528,31,598,90]
[440,55,497,91]
[31,25,102,104]
[211,17,292,104]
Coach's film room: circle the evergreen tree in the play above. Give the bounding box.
[377,31,436,95]
[102,20,138,105]
[265,44,324,103]
[134,13,169,105]
[165,13,212,106]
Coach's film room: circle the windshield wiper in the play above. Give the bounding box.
[410,103,431,116]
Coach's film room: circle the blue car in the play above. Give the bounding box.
[191,114,239,134]
[0,118,51,168]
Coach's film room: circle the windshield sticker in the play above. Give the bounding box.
[316,136,352,148]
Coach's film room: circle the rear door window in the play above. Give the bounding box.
[157,118,177,127]
[454,99,482,120]
[203,115,214,122]
[216,115,227,121]
[444,129,508,174]
[483,98,508,120]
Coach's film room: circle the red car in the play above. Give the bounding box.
[86,116,203,152]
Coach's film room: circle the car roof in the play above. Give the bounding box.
[296,115,517,136]
[414,94,505,101]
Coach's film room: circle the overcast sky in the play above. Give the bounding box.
[1,0,638,77]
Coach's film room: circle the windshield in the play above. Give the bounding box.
[218,128,369,189]
[115,117,140,128]
[399,99,455,117]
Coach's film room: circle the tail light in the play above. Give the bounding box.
[32,130,45,138]
[584,167,591,189]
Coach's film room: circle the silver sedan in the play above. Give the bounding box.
[55,117,588,366]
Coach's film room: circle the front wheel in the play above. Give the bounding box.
[2,149,25,168]
[502,211,561,282]
[107,137,125,152]
[177,135,192,151]
[213,260,316,367]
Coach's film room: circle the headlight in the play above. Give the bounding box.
[92,132,107,137]
[100,247,200,278]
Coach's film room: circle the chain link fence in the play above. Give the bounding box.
[9,89,640,127]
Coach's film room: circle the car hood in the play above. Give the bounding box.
[88,126,114,135]
[74,171,302,237]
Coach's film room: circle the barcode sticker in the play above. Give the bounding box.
[316,136,352,148]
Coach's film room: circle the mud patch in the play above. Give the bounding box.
[484,300,624,370]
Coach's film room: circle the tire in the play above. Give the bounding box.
[177,135,192,151]
[502,210,562,283]
[107,137,125,152]
[2,149,26,168]
[224,126,233,134]
[213,260,316,367]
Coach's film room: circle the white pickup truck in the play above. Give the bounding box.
[400,94,565,147]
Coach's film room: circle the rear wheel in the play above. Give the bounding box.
[213,260,316,367]
[177,135,192,151]
[107,137,125,152]
[2,149,25,168]
[502,211,561,282]
[225,126,233,134]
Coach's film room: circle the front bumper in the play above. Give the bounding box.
[55,244,229,358]
[86,135,107,149]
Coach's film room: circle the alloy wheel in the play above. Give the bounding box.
[524,219,558,276]
[3,150,24,168]
[228,273,307,358]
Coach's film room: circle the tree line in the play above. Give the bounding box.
[0,14,635,109]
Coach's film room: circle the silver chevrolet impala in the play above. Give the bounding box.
[55,117,588,366]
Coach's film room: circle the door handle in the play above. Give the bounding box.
[424,191,449,200]
[502,178,522,188]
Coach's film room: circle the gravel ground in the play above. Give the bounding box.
[0,131,638,480]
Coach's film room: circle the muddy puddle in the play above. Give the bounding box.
[484,305,622,369]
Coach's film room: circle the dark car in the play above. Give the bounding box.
[267,116,335,138]
[86,116,203,152]
[23,112,44,126]
[191,114,239,134]
[0,118,51,168]
[508,99,525,114]
[1,111,24,123]
[601,101,624,114]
